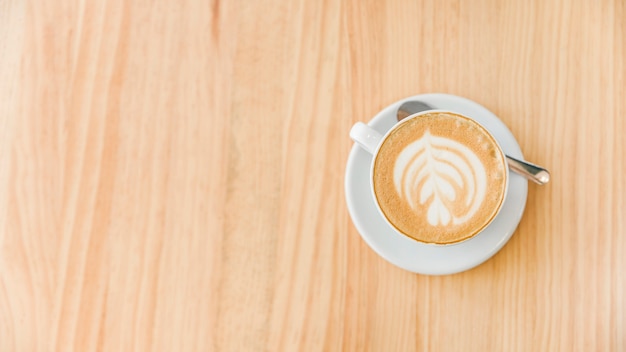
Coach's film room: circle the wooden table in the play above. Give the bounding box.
[1,0,624,350]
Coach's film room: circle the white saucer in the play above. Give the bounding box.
[345,93,528,275]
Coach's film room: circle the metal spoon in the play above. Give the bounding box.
[397,101,550,185]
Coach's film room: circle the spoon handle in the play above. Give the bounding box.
[506,155,550,185]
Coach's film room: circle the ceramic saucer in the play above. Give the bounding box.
[345,93,528,275]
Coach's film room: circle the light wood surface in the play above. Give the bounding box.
[1,0,624,351]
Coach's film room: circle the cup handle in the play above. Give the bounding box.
[350,122,383,155]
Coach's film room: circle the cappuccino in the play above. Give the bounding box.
[372,111,507,244]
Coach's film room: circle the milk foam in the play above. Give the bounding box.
[393,130,487,226]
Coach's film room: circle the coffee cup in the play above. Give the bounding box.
[350,110,509,245]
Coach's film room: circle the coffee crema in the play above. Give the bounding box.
[373,112,507,244]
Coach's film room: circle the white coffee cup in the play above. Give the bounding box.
[350,110,509,245]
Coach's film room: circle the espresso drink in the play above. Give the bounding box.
[373,112,507,244]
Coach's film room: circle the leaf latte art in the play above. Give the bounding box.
[393,130,487,226]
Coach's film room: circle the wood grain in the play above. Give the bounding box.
[1,0,624,350]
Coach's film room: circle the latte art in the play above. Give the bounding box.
[372,111,507,244]
[393,130,487,226]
